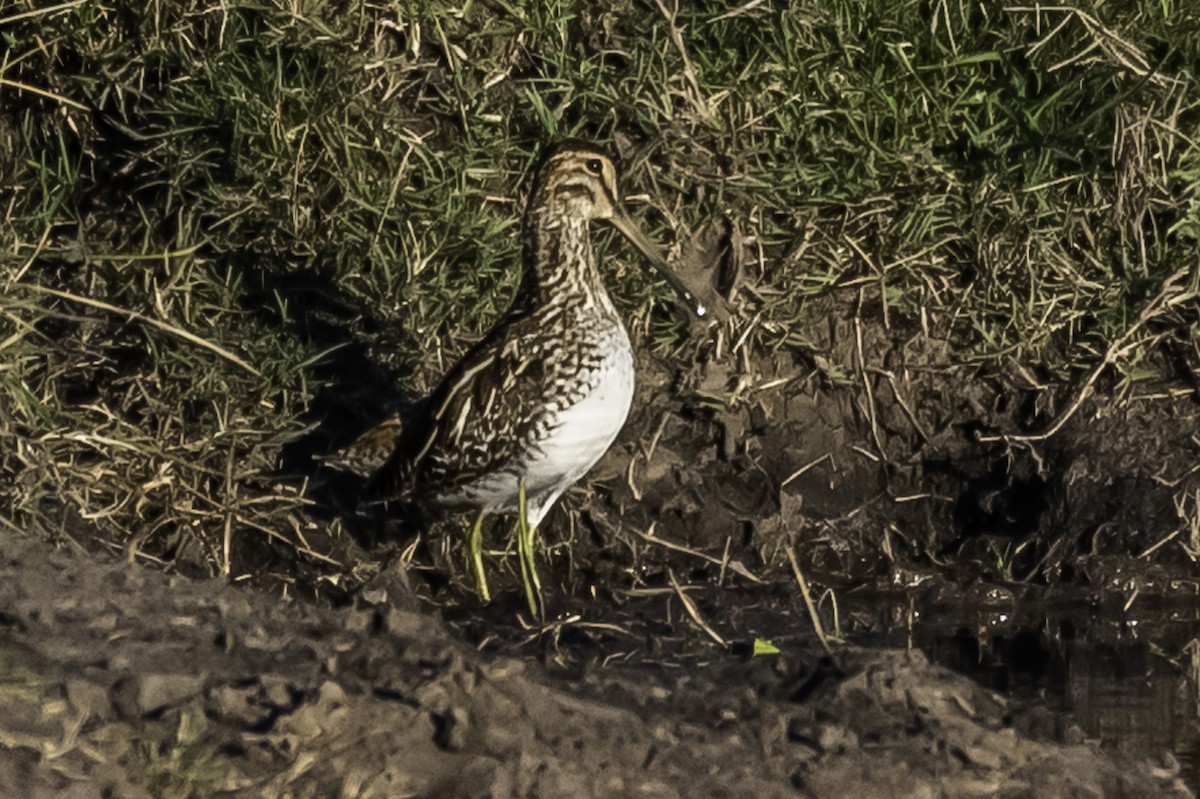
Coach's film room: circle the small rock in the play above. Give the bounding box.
[316,680,347,707]
[415,681,450,714]
[260,675,295,709]
[1063,723,1087,746]
[359,586,389,605]
[432,706,469,751]
[385,607,427,638]
[816,723,858,752]
[958,740,1004,771]
[87,612,119,632]
[786,718,822,757]
[453,666,478,695]
[343,608,377,634]
[66,679,111,722]
[208,684,271,729]
[110,673,204,719]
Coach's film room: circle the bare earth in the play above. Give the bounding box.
[0,529,1192,799]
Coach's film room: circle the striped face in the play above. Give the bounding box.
[531,141,707,318]
[531,144,664,278]
[537,148,621,221]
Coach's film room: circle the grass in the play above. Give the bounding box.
[125,710,218,799]
[1,0,1198,589]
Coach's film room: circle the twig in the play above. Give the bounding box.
[644,412,670,463]
[653,0,711,120]
[712,0,766,21]
[854,315,888,462]
[632,523,764,582]
[668,568,727,647]
[0,0,86,25]
[867,367,931,444]
[14,283,262,377]
[781,453,833,488]
[1137,529,1179,560]
[786,545,833,654]
[0,77,88,111]
[9,225,52,287]
[625,458,642,501]
[222,437,236,578]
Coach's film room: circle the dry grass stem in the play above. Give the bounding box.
[786,545,834,655]
[667,567,727,648]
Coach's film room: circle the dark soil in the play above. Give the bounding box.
[6,233,1200,798]
[1,530,1193,799]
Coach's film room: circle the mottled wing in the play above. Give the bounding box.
[320,414,403,476]
[367,311,549,502]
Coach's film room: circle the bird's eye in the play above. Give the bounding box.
[585,158,603,175]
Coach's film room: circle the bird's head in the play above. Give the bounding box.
[529,140,706,317]
[533,142,622,222]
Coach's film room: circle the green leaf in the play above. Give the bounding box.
[752,638,780,657]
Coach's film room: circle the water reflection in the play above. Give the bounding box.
[850,594,1200,786]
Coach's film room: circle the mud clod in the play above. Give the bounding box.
[2,532,1191,798]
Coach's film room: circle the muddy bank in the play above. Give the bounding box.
[0,532,1191,798]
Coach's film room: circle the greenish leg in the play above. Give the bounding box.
[467,510,490,603]
[516,481,543,618]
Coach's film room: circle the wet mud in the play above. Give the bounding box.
[0,531,1194,798]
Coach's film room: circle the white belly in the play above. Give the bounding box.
[434,330,635,524]
[524,343,635,497]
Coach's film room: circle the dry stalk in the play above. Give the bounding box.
[786,545,833,654]
[633,523,764,583]
[978,267,1193,444]
[14,284,261,376]
[667,567,727,647]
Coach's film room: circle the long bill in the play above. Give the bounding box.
[609,209,707,319]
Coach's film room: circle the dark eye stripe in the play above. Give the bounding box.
[594,171,619,207]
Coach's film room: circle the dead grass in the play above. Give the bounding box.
[1,0,1198,587]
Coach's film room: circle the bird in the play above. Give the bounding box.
[349,140,704,601]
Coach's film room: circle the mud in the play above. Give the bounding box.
[1,530,1194,798]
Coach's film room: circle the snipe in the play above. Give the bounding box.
[358,140,702,598]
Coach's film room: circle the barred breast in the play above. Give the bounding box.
[522,322,634,497]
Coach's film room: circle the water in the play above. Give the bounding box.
[850,592,1200,787]
[455,571,1200,788]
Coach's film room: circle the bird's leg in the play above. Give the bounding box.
[516,481,543,618]
[467,510,490,603]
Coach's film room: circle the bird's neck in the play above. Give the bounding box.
[519,209,611,313]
